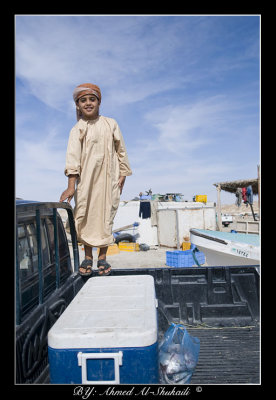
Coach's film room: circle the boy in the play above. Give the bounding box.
[60,83,132,276]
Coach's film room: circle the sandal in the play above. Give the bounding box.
[78,259,93,276]
[97,259,111,276]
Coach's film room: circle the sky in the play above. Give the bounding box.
[15,15,260,205]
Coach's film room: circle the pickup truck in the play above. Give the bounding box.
[16,201,260,384]
[221,214,233,227]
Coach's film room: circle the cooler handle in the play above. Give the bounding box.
[77,351,123,385]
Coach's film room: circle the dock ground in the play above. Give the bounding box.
[70,243,179,270]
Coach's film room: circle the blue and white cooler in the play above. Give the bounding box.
[48,275,159,384]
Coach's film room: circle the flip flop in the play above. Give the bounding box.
[78,259,93,276]
[97,259,111,276]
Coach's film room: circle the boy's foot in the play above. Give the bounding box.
[97,259,111,276]
[78,258,93,276]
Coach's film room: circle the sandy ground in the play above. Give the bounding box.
[219,201,259,216]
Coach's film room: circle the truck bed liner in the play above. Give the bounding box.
[111,266,260,384]
[189,326,259,384]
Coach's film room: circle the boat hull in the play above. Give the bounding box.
[190,229,260,267]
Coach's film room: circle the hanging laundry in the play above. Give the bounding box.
[246,185,253,205]
[139,201,151,219]
[235,188,242,207]
[242,187,247,204]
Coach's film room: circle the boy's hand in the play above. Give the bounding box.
[59,188,75,203]
[118,176,126,194]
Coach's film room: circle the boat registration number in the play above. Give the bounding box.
[231,247,249,258]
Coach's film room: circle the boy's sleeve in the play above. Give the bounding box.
[113,121,132,176]
[64,126,82,176]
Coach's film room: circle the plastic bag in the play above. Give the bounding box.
[159,323,200,384]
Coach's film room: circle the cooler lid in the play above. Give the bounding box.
[48,275,157,349]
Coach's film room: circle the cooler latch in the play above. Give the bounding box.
[77,351,123,385]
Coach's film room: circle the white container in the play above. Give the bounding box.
[48,275,158,384]
[113,200,216,247]
[157,205,216,248]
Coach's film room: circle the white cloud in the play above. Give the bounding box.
[123,92,259,202]
[16,127,67,201]
[15,15,222,111]
[142,96,231,156]
[122,156,241,203]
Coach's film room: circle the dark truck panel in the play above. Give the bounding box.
[103,266,260,384]
[16,272,84,383]
[16,201,86,383]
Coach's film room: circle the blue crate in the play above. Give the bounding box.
[166,246,205,267]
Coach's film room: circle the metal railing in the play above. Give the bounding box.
[16,201,80,325]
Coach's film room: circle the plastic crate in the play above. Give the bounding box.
[118,242,140,252]
[195,195,207,203]
[166,246,205,267]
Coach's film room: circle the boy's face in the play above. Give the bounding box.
[77,94,100,120]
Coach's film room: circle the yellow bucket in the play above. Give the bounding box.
[182,242,191,251]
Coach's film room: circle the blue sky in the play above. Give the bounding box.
[16,15,260,204]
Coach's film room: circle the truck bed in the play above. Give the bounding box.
[188,326,259,384]
[109,266,260,384]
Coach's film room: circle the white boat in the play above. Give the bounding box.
[190,228,260,266]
